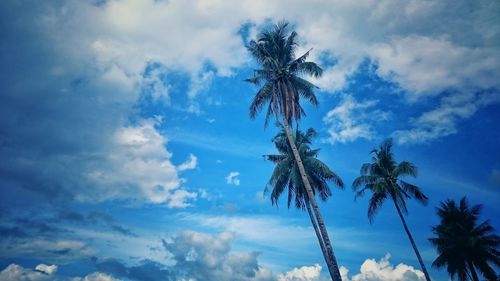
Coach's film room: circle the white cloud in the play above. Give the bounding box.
[34,264,57,275]
[167,189,198,208]
[371,35,500,99]
[39,0,499,96]
[0,264,50,281]
[277,264,322,281]
[164,231,275,281]
[323,95,390,144]
[0,264,117,281]
[140,64,172,104]
[80,272,120,281]
[226,172,241,186]
[394,91,500,144]
[86,120,196,207]
[177,154,198,172]
[342,254,426,281]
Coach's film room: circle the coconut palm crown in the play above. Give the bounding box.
[246,21,322,127]
[264,126,344,209]
[352,138,428,221]
[429,197,500,281]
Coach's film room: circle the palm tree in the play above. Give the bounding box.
[246,22,343,280]
[429,197,500,281]
[352,138,432,281]
[264,127,344,277]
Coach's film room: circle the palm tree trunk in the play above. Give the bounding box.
[282,119,342,281]
[467,261,480,281]
[392,198,432,281]
[307,201,336,279]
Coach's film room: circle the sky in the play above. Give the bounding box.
[0,0,499,280]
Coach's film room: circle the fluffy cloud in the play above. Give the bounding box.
[0,264,51,281]
[163,231,275,281]
[226,172,241,186]
[323,95,390,144]
[86,120,196,206]
[342,254,426,281]
[277,264,321,281]
[22,0,499,96]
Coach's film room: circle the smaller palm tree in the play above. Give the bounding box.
[264,126,344,278]
[352,138,432,281]
[429,197,500,281]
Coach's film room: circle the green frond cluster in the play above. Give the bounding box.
[429,197,500,281]
[264,127,344,210]
[352,138,428,222]
[246,21,323,127]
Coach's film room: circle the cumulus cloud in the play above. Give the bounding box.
[162,231,274,281]
[277,264,321,281]
[84,120,197,207]
[323,95,390,144]
[342,254,426,281]
[0,264,51,281]
[226,172,241,186]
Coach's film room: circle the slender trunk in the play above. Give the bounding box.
[307,201,336,279]
[467,261,479,281]
[392,198,432,281]
[282,119,342,281]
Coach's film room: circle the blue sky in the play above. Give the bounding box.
[0,0,499,281]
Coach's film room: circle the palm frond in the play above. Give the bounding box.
[249,82,273,119]
[399,180,428,205]
[265,126,343,210]
[394,161,418,178]
[295,61,323,78]
[368,191,387,223]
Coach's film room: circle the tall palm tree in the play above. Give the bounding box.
[429,197,500,281]
[246,22,343,280]
[352,138,432,281]
[264,126,344,278]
